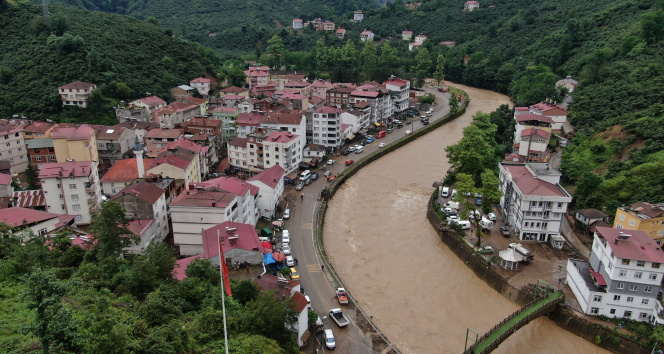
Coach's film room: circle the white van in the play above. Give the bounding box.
[300,170,311,180]
[444,201,460,210]
[457,220,471,230]
[479,217,494,230]
[355,146,364,153]
[441,187,450,198]
[426,110,432,117]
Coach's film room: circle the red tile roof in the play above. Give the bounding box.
[165,139,206,155]
[336,28,346,34]
[170,190,237,208]
[202,221,263,259]
[403,30,413,34]
[155,102,198,115]
[0,173,11,185]
[629,202,664,218]
[24,121,54,134]
[314,106,342,114]
[596,227,664,263]
[51,125,94,140]
[190,77,211,83]
[516,114,554,124]
[149,148,195,170]
[228,137,248,147]
[100,158,153,182]
[190,176,258,196]
[0,207,65,227]
[221,86,248,94]
[292,292,309,312]
[133,96,166,107]
[521,128,551,139]
[10,190,46,208]
[237,113,263,126]
[111,181,164,204]
[222,94,245,100]
[501,164,567,197]
[248,164,285,189]
[128,218,155,236]
[265,131,298,144]
[96,125,127,141]
[261,112,304,125]
[254,274,300,298]
[351,90,380,98]
[181,97,207,105]
[145,128,183,139]
[172,254,204,280]
[384,79,409,87]
[58,81,95,90]
[213,107,239,114]
[38,161,94,179]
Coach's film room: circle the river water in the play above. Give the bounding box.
[324,83,607,353]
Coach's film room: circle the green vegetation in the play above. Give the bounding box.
[0,202,300,352]
[0,2,222,122]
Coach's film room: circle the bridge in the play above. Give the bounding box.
[463,281,565,354]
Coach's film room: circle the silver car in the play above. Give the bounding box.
[296,182,305,191]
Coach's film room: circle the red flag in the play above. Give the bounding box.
[219,235,233,297]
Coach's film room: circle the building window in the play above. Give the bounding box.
[590,307,599,314]
[653,263,661,269]
[609,309,616,315]
[71,194,79,201]
[619,270,627,277]
[629,284,638,291]
[629,219,636,227]
[593,295,602,302]
[36,156,42,161]
[621,259,630,265]
[637,261,645,267]
[650,273,658,280]
[614,295,621,301]
[624,311,632,318]
[634,272,642,279]
[626,296,634,303]
[72,204,81,211]
[619,214,625,221]
[69,184,77,190]
[642,299,649,305]
[645,286,653,293]
[616,283,624,290]
[75,215,82,221]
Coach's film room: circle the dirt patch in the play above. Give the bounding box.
[595,125,629,142]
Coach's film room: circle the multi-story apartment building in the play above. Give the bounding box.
[227,137,248,171]
[498,162,572,243]
[146,146,201,186]
[189,176,259,225]
[26,138,56,170]
[262,131,302,173]
[144,128,183,158]
[515,127,551,163]
[170,189,243,256]
[292,18,303,29]
[247,164,285,219]
[360,30,374,41]
[39,161,102,225]
[350,87,390,124]
[51,124,99,163]
[153,102,199,129]
[0,125,28,173]
[353,10,364,22]
[110,181,169,249]
[245,68,269,89]
[310,80,334,98]
[96,125,134,171]
[212,107,239,142]
[23,121,55,140]
[384,78,411,116]
[57,81,97,107]
[514,102,569,132]
[312,106,343,152]
[614,202,664,244]
[326,85,354,108]
[567,227,664,324]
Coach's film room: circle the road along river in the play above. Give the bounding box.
[323,82,608,353]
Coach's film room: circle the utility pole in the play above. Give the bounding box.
[42,0,52,34]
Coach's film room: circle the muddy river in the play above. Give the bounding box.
[324,83,607,353]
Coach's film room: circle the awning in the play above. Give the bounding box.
[347,133,355,140]
[589,270,607,286]
[374,122,381,127]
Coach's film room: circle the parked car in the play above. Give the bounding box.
[406,130,412,135]
[286,256,295,267]
[324,329,336,350]
[488,213,497,221]
[324,171,332,177]
[296,182,305,191]
[282,245,291,255]
[386,128,393,133]
[282,231,290,244]
[311,172,319,181]
[406,120,412,125]
[379,143,386,148]
[423,120,430,125]
[479,246,494,254]
[438,87,447,92]
[500,226,510,237]
[304,177,313,185]
[345,160,355,166]
[283,209,290,219]
[290,267,300,281]
[447,215,460,224]
[327,160,335,165]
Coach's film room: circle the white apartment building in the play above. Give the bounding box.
[384,78,411,116]
[262,131,302,174]
[247,164,285,219]
[170,190,245,256]
[515,127,551,163]
[567,227,664,324]
[57,81,97,107]
[39,161,103,225]
[0,125,28,174]
[350,88,391,123]
[498,163,572,242]
[312,106,343,152]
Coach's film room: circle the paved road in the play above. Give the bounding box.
[286,87,451,353]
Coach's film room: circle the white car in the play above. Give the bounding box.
[406,130,412,135]
[488,212,497,221]
[282,230,290,244]
[282,245,291,255]
[286,256,295,267]
[324,171,332,177]
[378,143,386,148]
[283,208,290,219]
[324,329,336,350]
[327,159,335,165]
[446,215,460,224]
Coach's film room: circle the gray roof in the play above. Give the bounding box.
[576,208,608,219]
[26,138,54,149]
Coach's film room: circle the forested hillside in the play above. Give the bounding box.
[0,1,222,122]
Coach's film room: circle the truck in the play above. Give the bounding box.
[509,243,534,262]
[479,217,493,231]
[329,308,350,327]
[444,201,460,210]
[336,288,349,305]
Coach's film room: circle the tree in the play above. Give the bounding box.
[10,176,22,190]
[241,291,298,348]
[379,43,398,68]
[449,94,459,115]
[266,35,285,69]
[232,280,259,306]
[341,40,357,67]
[454,173,483,247]
[24,269,76,353]
[445,124,493,178]
[480,169,501,215]
[90,201,136,260]
[360,40,378,80]
[433,54,445,87]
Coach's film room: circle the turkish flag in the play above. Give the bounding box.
[219,235,233,297]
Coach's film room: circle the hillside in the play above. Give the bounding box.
[0,1,222,122]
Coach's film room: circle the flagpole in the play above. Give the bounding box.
[218,231,229,354]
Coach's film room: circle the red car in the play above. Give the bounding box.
[345,160,354,166]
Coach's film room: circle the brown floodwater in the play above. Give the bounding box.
[324,83,608,353]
